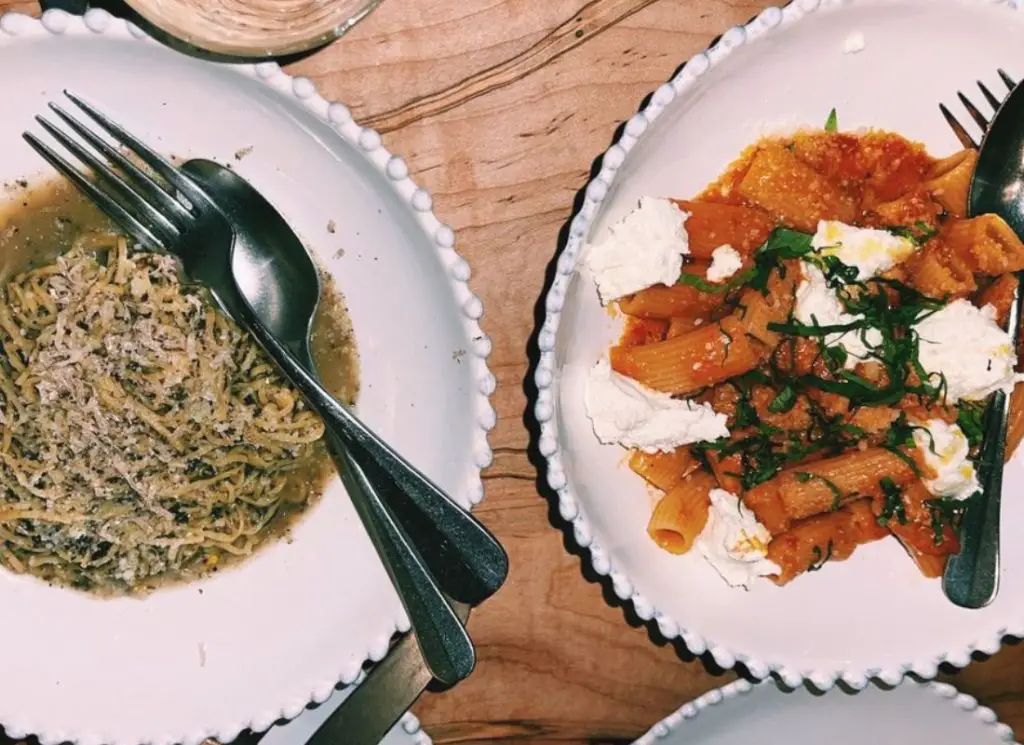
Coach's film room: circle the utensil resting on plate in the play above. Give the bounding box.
[938,69,1024,609]
[23,90,505,686]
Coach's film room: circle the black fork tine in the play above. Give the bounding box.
[978,80,1001,111]
[942,70,1019,150]
[958,91,991,131]
[939,103,979,150]
[46,102,194,227]
[34,114,181,245]
[62,90,210,207]
[23,131,168,251]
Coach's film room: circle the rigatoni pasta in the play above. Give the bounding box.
[581,122,1024,592]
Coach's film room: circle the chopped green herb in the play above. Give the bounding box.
[761,227,815,260]
[767,385,797,414]
[875,477,907,526]
[768,272,947,408]
[927,498,966,546]
[825,107,839,133]
[957,401,986,449]
[821,344,849,372]
[808,540,835,571]
[886,220,938,246]
[746,227,814,294]
[677,272,738,294]
[734,396,759,429]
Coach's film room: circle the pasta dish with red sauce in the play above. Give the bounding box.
[581,119,1024,589]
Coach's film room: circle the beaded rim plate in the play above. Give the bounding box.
[536,0,1024,690]
[632,679,1017,744]
[0,9,495,745]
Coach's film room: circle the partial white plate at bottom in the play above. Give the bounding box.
[635,679,1016,745]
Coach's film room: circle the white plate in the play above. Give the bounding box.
[0,9,495,745]
[260,686,431,745]
[633,679,1016,744]
[537,0,1024,689]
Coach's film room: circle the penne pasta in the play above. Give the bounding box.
[868,186,941,232]
[672,199,776,259]
[618,317,668,347]
[943,214,1024,276]
[611,265,796,395]
[610,315,763,394]
[629,447,700,492]
[732,260,799,349]
[898,544,948,579]
[903,238,977,298]
[705,449,743,495]
[792,130,932,204]
[975,274,1019,327]
[618,264,726,319]
[737,144,857,232]
[924,149,978,217]
[647,471,717,555]
[743,448,918,535]
[879,480,960,557]
[665,314,712,339]
[766,500,889,585]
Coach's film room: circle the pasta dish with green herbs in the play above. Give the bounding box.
[0,216,349,595]
[582,122,1024,590]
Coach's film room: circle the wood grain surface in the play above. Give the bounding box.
[3,0,1024,743]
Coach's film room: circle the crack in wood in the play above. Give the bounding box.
[365,0,660,133]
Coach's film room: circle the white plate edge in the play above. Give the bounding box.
[0,8,497,744]
[631,678,1018,744]
[387,711,434,745]
[533,0,1024,691]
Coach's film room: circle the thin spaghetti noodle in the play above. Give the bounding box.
[0,230,328,594]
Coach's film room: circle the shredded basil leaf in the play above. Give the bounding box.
[768,385,797,413]
[875,477,907,526]
[808,540,835,571]
[886,220,938,246]
[957,401,986,449]
[824,107,839,133]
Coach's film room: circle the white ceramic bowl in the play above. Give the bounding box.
[537,0,1024,689]
[0,9,494,745]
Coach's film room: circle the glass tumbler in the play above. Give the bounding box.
[120,0,383,58]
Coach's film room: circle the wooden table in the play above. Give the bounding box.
[4,0,1024,742]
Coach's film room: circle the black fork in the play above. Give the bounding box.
[940,69,1017,149]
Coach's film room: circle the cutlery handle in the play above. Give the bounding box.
[327,436,475,685]
[942,389,1008,608]
[343,435,508,605]
[232,297,507,606]
[209,283,478,684]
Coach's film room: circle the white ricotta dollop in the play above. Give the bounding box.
[583,197,690,304]
[793,263,880,368]
[811,220,918,280]
[696,489,780,589]
[706,244,744,283]
[915,299,1022,402]
[583,358,728,453]
[912,419,980,502]
[843,31,866,54]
